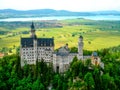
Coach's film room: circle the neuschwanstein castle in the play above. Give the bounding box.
[20,22,102,73]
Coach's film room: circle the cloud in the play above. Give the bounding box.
[0,0,120,11]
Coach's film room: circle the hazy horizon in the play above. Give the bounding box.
[0,8,120,12]
[0,0,120,12]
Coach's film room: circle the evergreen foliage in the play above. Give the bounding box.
[0,45,120,89]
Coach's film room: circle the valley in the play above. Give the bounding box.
[0,18,120,54]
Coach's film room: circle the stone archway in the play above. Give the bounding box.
[56,66,59,73]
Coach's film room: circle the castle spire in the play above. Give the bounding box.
[31,22,35,30]
[30,22,37,39]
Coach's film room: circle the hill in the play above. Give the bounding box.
[0,9,120,19]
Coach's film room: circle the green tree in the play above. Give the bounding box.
[32,79,40,90]
[101,73,116,90]
[84,72,95,90]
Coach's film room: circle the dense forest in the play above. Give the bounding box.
[0,45,120,90]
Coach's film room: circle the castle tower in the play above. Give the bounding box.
[78,35,84,60]
[30,22,37,39]
[34,39,37,64]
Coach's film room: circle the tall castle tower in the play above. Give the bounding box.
[78,35,84,59]
[20,22,54,67]
[30,22,37,39]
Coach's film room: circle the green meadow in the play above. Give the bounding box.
[0,19,120,53]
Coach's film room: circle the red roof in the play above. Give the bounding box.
[0,53,4,58]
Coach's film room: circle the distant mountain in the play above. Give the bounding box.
[92,10,120,15]
[0,9,120,19]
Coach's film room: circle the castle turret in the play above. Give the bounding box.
[30,22,37,39]
[78,35,84,59]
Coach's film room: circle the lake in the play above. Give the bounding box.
[0,15,120,21]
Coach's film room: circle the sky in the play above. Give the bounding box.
[0,0,120,12]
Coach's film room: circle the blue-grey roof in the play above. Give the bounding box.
[55,46,69,56]
[92,52,98,57]
[37,38,54,46]
[21,38,34,47]
[21,38,54,47]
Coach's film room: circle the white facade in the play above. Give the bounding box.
[20,39,54,67]
[52,36,91,73]
[20,34,91,73]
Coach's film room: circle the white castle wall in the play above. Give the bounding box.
[21,36,94,73]
[20,40,54,67]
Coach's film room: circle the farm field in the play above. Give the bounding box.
[0,19,120,53]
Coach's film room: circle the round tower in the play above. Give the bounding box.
[78,35,84,59]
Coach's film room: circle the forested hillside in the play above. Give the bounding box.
[0,45,120,90]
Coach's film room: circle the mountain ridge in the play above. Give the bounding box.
[0,9,120,19]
